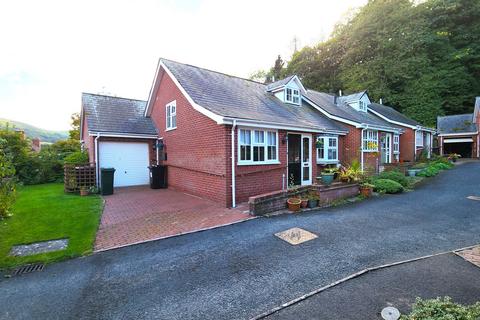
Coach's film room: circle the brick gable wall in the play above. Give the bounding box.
[149,70,230,206]
[399,128,415,162]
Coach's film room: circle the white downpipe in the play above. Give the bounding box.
[231,120,237,208]
[156,139,160,165]
[94,134,100,187]
[360,128,365,171]
[477,133,479,158]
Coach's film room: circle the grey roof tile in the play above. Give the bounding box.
[161,59,347,133]
[368,103,420,126]
[82,93,157,135]
[303,90,400,131]
[337,91,366,104]
[437,114,477,134]
[265,75,295,91]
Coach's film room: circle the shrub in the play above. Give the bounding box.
[417,166,440,177]
[64,151,89,165]
[0,139,16,219]
[376,170,409,187]
[430,162,452,171]
[401,297,480,320]
[372,179,404,194]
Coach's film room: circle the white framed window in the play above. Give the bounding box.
[362,129,378,152]
[238,128,278,165]
[415,130,424,147]
[393,134,400,154]
[166,101,177,130]
[285,87,300,105]
[316,135,338,163]
[358,100,367,112]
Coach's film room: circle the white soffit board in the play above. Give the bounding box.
[444,138,474,143]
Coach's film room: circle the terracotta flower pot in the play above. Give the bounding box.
[80,189,89,196]
[287,198,301,212]
[300,199,308,208]
[360,187,372,198]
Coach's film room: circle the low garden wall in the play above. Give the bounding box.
[248,183,359,216]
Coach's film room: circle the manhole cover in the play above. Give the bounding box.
[467,196,480,201]
[275,227,318,245]
[381,306,400,320]
[9,239,68,257]
[11,263,45,276]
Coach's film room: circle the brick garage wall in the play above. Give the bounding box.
[149,69,230,206]
[399,128,415,162]
[81,114,95,162]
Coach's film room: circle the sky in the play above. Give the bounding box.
[0,0,367,131]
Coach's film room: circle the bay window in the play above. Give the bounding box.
[393,134,400,154]
[317,135,338,163]
[238,128,278,164]
[362,129,378,152]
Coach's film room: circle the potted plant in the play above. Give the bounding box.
[407,162,427,177]
[300,197,308,208]
[89,185,99,194]
[321,167,338,186]
[447,153,461,163]
[359,182,374,197]
[287,197,301,212]
[80,186,89,196]
[307,190,320,208]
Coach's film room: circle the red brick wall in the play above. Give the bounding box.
[399,128,415,162]
[81,114,95,162]
[149,69,230,206]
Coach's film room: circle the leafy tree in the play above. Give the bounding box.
[0,138,16,219]
[69,112,80,140]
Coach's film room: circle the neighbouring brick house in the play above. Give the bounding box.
[437,97,480,159]
[80,58,431,207]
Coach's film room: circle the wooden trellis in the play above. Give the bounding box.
[64,163,96,193]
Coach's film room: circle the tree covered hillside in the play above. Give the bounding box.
[0,118,68,143]
[272,0,480,126]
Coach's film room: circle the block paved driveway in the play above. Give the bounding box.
[95,186,252,251]
[1,161,480,320]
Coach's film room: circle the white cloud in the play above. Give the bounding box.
[0,0,366,130]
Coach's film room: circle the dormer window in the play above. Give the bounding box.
[285,88,300,105]
[358,100,367,112]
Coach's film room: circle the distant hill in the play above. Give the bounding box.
[0,118,68,143]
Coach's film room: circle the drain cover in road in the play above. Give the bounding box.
[275,227,317,245]
[457,246,480,268]
[467,196,480,201]
[9,239,69,257]
[381,307,400,320]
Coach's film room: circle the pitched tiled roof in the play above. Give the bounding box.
[368,103,420,126]
[82,93,157,135]
[437,114,477,135]
[337,91,367,104]
[303,90,401,131]
[265,75,295,91]
[161,59,347,133]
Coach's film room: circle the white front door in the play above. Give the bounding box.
[301,134,312,185]
[382,133,392,164]
[99,141,150,187]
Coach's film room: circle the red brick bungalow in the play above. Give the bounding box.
[437,97,480,158]
[368,102,435,162]
[80,58,429,208]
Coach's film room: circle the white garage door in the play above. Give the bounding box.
[99,141,150,187]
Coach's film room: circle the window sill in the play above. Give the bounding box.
[237,161,281,166]
[165,127,177,132]
[362,150,379,153]
[317,160,339,165]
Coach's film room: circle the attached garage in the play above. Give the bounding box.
[99,141,150,187]
[443,138,474,158]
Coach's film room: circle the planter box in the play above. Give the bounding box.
[248,183,359,216]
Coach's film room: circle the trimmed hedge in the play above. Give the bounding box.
[372,178,404,194]
[402,297,480,320]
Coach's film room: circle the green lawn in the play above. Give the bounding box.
[0,183,103,269]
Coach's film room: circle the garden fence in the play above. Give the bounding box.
[64,163,96,193]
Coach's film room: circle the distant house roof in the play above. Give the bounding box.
[303,90,401,132]
[82,93,157,136]
[157,59,347,133]
[337,91,367,104]
[368,103,420,127]
[437,114,477,135]
[265,75,296,91]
